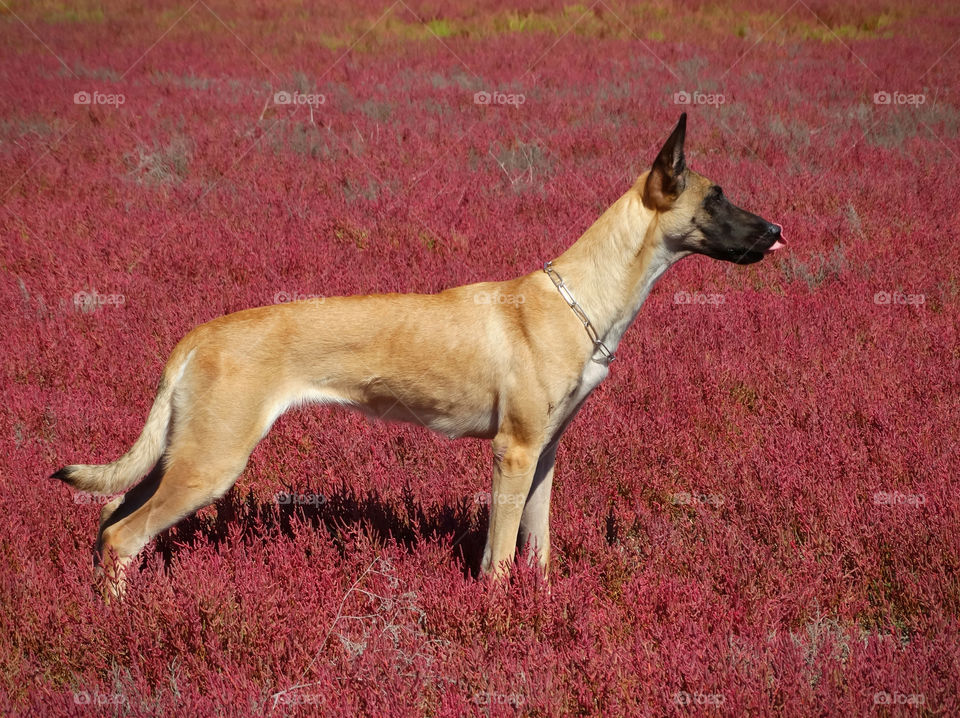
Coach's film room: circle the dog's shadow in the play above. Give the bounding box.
[152,482,488,579]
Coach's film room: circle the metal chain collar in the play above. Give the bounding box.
[543,261,615,364]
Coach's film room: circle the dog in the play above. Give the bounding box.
[53,113,784,598]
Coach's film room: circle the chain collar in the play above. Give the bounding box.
[543,261,615,364]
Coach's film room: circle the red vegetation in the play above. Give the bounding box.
[1,0,957,715]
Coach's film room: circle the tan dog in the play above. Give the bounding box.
[54,114,784,598]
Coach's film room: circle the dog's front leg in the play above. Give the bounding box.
[518,442,557,575]
[481,438,540,578]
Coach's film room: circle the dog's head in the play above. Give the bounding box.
[641,113,784,264]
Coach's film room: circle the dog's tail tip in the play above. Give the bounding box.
[51,466,76,485]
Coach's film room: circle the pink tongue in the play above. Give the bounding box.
[767,224,786,252]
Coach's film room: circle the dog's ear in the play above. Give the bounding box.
[642,113,687,211]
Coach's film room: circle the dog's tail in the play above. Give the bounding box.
[52,347,194,495]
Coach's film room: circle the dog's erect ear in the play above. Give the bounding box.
[642,113,687,211]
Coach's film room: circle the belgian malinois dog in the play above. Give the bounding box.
[54,113,784,598]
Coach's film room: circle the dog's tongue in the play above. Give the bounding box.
[767,223,786,252]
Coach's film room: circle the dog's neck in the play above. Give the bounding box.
[549,179,684,358]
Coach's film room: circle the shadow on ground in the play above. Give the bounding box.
[150,481,488,579]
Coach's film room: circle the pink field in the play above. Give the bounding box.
[2,1,958,715]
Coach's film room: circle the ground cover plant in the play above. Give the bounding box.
[1,0,958,715]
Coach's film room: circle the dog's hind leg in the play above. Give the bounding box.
[96,452,249,600]
[95,393,268,600]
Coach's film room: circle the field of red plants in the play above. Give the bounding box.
[2,0,958,715]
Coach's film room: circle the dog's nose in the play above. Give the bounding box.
[765,222,786,252]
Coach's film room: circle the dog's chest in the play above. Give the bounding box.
[565,359,609,411]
